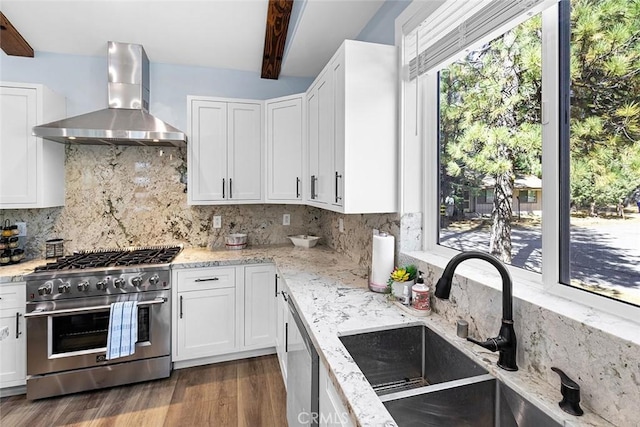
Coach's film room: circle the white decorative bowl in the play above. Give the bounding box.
[288,235,321,248]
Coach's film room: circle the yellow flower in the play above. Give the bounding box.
[390,268,409,282]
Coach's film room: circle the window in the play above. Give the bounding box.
[438,9,543,271]
[405,0,640,319]
[519,190,537,204]
[480,189,495,204]
[563,0,640,308]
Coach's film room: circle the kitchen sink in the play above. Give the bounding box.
[339,325,562,426]
[339,324,488,394]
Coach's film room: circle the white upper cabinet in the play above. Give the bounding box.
[307,70,335,206]
[189,99,227,202]
[188,97,263,204]
[228,102,263,201]
[305,40,398,214]
[0,83,66,209]
[265,95,305,202]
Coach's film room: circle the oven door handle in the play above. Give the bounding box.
[24,297,168,318]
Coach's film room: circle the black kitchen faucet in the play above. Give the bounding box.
[435,251,518,371]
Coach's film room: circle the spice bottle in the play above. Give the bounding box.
[411,271,431,311]
[401,282,411,305]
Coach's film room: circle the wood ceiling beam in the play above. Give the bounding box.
[261,0,294,80]
[0,12,34,57]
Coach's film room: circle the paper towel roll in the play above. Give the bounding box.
[370,232,395,292]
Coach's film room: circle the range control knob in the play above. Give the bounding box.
[38,282,53,296]
[148,274,159,286]
[114,278,126,289]
[96,281,107,291]
[131,276,143,287]
[77,282,89,292]
[58,283,71,293]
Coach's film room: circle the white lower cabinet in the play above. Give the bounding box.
[172,264,276,366]
[319,362,354,427]
[0,283,26,389]
[175,287,237,360]
[173,267,237,361]
[244,264,277,348]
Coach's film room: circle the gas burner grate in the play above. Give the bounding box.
[34,245,182,272]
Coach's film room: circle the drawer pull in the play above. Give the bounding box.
[180,295,183,319]
[285,322,289,352]
[195,277,220,282]
[16,312,22,339]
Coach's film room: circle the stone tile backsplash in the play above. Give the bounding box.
[1,145,320,258]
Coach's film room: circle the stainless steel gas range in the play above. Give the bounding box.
[24,246,181,400]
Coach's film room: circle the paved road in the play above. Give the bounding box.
[440,217,640,303]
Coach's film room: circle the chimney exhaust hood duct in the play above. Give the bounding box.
[33,41,187,147]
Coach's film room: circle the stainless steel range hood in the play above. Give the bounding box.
[33,41,187,147]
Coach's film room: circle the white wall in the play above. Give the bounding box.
[0,51,313,132]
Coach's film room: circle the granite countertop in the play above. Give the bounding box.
[0,259,49,284]
[173,246,609,427]
[1,245,610,426]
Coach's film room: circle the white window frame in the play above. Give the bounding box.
[399,0,639,323]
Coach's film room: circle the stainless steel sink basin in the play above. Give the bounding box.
[339,324,488,394]
[339,325,562,426]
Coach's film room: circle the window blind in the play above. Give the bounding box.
[404,0,558,80]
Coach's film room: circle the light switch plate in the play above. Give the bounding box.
[283,214,290,226]
[213,216,222,229]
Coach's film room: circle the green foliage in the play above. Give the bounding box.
[440,0,640,225]
[405,264,418,281]
[569,0,640,207]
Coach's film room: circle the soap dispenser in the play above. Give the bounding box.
[412,271,430,311]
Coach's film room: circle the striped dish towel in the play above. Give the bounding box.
[106,301,138,360]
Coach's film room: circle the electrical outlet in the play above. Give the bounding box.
[283,214,290,226]
[213,216,222,229]
[16,222,27,237]
[338,218,344,233]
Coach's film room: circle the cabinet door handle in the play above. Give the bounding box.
[311,175,316,199]
[16,312,22,339]
[195,277,219,282]
[296,177,301,198]
[229,178,233,199]
[274,274,278,298]
[285,322,289,352]
[335,171,342,203]
[222,178,226,199]
[179,295,184,319]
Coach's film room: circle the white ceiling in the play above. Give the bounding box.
[1,0,386,78]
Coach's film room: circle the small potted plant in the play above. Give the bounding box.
[387,264,417,300]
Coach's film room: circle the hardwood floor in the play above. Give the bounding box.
[0,355,287,427]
